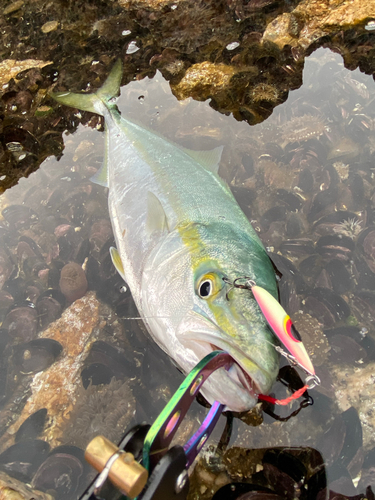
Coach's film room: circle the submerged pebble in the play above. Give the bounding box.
[59,263,88,303]
[3,0,23,15]
[41,21,59,34]
[226,42,240,50]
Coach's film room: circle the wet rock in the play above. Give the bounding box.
[0,292,100,452]
[263,0,375,49]
[40,21,59,34]
[171,62,236,101]
[60,378,135,450]
[0,60,52,87]
[332,362,375,450]
[223,448,265,480]
[0,470,53,500]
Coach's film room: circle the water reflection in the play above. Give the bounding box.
[0,47,374,499]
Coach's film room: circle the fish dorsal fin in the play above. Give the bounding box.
[181,146,223,175]
[146,191,169,235]
[110,246,126,281]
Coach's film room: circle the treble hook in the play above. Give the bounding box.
[222,276,255,300]
[274,344,320,388]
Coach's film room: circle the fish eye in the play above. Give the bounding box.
[198,279,213,298]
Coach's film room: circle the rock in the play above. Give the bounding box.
[0,470,53,500]
[262,13,300,48]
[118,0,177,8]
[3,0,24,15]
[60,378,135,449]
[0,0,373,194]
[171,62,237,101]
[0,60,52,88]
[332,361,375,450]
[0,292,100,451]
[40,21,59,34]
[263,0,375,49]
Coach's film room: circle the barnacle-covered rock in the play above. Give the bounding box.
[0,60,52,87]
[0,470,53,500]
[171,62,236,102]
[0,292,101,452]
[263,0,375,49]
[59,378,135,450]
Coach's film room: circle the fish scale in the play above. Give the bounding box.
[51,60,279,412]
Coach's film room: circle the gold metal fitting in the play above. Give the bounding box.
[85,435,148,499]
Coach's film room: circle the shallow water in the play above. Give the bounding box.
[1,38,375,500]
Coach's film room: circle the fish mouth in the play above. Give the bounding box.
[184,336,271,411]
[177,310,277,410]
[209,343,260,398]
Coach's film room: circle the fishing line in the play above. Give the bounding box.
[222,274,320,405]
[120,315,173,320]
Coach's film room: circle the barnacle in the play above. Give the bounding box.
[281,114,327,144]
[251,83,279,104]
[332,161,349,180]
[164,60,185,76]
[333,218,362,239]
[60,378,135,449]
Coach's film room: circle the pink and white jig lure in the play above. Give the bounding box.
[251,284,315,377]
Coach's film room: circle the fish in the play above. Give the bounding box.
[51,60,279,412]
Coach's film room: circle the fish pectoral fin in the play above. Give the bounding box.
[110,246,126,281]
[181,146,223,175]
[90,146,109,187]
[146,191,169,235]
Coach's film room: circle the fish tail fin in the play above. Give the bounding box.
[50,59,123,114]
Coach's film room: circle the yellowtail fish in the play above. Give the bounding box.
[51,60,279,411]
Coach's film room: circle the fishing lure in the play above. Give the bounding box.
[223,276,320,388]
